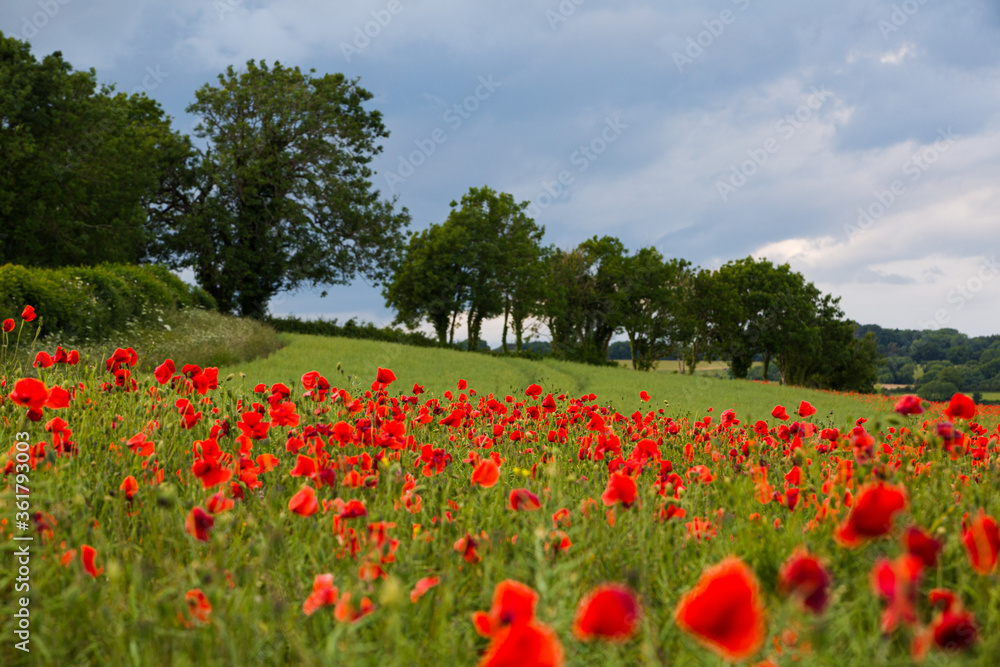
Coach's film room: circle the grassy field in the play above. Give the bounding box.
[2,330,999,665]
[229,335,901,430]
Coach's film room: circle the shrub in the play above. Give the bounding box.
[0,263,214,342]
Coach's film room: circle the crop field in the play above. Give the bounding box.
[2,320,999,666]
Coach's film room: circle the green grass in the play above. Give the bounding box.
[226,334,898,430]
[2,331,998,666]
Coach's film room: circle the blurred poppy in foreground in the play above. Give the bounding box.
[835,482,907,547]
[962,510,999,575]
[674,557,766,661]
[573,584,641,641]
[81,545,104,578]
[777,549,831,614]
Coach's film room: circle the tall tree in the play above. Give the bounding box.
[158,60,410,318]
[614,247,672,371]
[542,236,626,365]
[0,33,191,266]
[383,223,465,345]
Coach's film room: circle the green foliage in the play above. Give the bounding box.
[384,186,544,353]
[268,315,442,349]
[0,32,193,267]
[543,236,625,366]
[156,60,410,319]
[0,263,211,341]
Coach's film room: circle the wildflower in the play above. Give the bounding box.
[573,584,641,641]
[509,488,541,511]
[961,510,999,575]
[777,549,831,614]
[185,506,214,542]
[834,482,907,547]
[944,393,976,421]
[289,485,319,517]
[81,544,104,578]
[674,557,766,661]
[302,574,339,615]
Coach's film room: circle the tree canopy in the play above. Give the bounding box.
[0,32,191,266]
[155,60,410,318]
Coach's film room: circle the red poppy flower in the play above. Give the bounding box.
[458,379,468,390]
[944,393,976,421]
[639,391,650,402]
[525,383,542,399]
[127,432,155,457]
[472,459,500,487]
[44,385,69,410]
[509,488,541,511]
[21,305,36,321]
[541,393,557,412]
[9,378,49,410]
[903,526,943,569]
[185,506,215,542]
[962,510,999,575]
[206,490,234,514]
[777,549,831,614]
[183,589,212,625]
[771,405,789,421]
[894,394,925,416]
[924,589,978,654]
[412,383,424,395]
[334,592,375,623]
[410,576,440,603]
[454,534,481,564]
[478,621,564,667]
[191,457,232,489]
[797,401,816,418]
[302,573,339,615]
[2,318,13,332]
[81,544,104,578]
[573,584,641,641]
[834,482,907,547]
[154,359,175,384]
[674,557,766,661]
[871,554,923,633]
[33,351,54,368]
[601,472,638,508]
[289,485,319,517]
[120,475,139,500]
[473,579,539,637]
[376,367,396,385]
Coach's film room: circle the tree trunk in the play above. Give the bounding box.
[501,298,510,354]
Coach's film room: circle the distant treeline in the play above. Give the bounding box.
[858,325,1000,400]
[384,186,879,392]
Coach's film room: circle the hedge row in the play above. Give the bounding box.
[266,315,443,348]
[0,263,216,340]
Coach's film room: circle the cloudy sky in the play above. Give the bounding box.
[5,0,1000,341]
